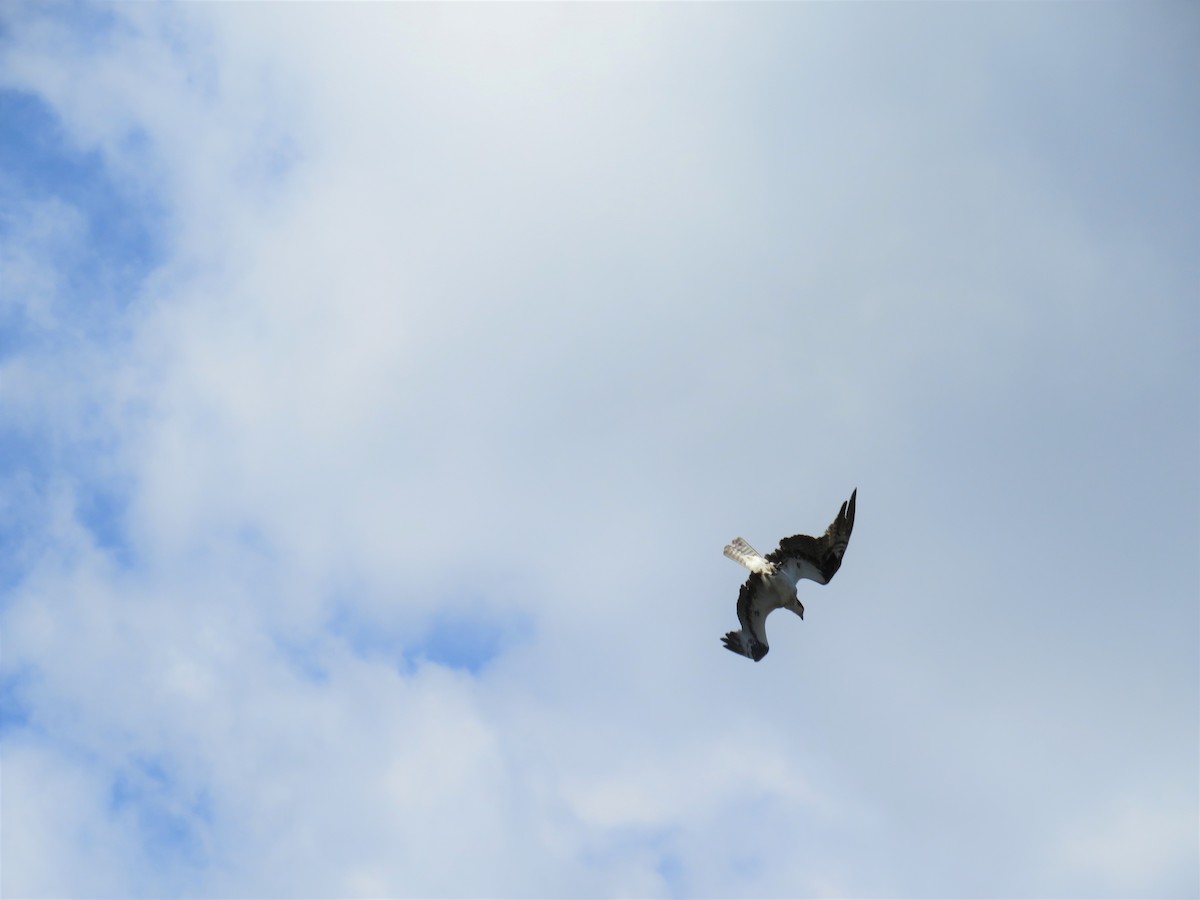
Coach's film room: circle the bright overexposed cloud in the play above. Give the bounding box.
[1,3,1196,898]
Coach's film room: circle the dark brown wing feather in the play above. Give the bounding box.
[766,488,857,582]
[733,573,771,659]
[735,572,766,630]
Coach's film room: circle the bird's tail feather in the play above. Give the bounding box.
[723,537,775,574]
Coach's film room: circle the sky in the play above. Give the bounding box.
[0,3,1197,898]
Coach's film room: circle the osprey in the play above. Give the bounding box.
[721,489,856,661]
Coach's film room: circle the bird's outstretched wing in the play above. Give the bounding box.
[722,576,771,661]
[768,488,857,585]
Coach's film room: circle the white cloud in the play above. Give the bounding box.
[1,4,1196,898]
[1054,796,1199,898]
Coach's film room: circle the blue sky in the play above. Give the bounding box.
[1,4,1197,898]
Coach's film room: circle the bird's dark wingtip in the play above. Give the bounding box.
[722,632,768,662]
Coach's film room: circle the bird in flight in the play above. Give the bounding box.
[721,489,857,661]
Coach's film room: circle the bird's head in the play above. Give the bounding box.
[790,599,805,620]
